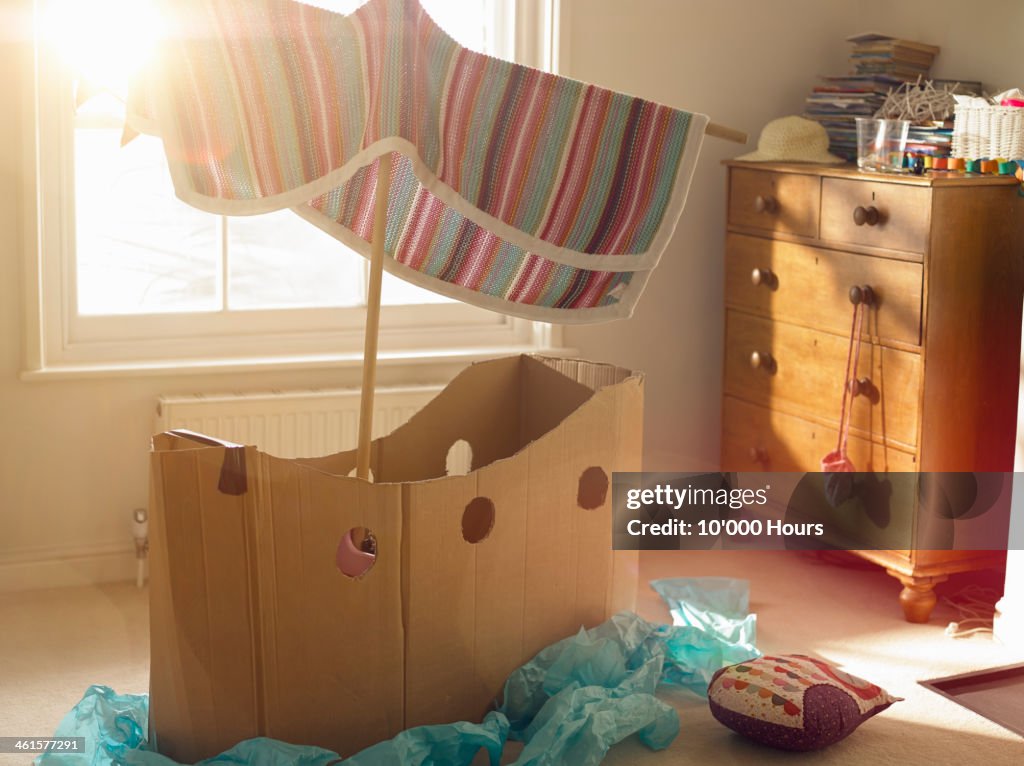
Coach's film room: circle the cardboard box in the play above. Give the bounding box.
[148,355,643,762]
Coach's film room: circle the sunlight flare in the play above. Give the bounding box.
[39,0,162,95]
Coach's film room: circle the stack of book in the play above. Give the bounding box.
[805,75,902,160]
[803,33,941,161]
[847,32,940,80]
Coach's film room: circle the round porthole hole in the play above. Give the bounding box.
[446,439,473,476]
[462,497,495,544]
[336,526,377,578]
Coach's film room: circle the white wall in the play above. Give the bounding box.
[2,0,1023,589]
[854,0,1024,94]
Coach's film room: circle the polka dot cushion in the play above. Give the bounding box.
[708,654,901,751]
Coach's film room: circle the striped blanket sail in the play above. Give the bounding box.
[129,0,708,323]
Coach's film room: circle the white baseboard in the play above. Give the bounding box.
[0,542,140,593]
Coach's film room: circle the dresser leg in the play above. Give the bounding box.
[886,570,948,623]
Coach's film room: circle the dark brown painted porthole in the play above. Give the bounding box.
[577,466,609,510]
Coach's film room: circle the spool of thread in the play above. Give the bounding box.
[966,159,981,173]
[933,157,948,170]
[923,156,934,169]
[981,159,999,174]
[948,157,965,171]
[999,161,1017,175]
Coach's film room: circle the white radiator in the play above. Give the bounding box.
[155,385,445,459]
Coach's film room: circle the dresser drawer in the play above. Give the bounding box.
[820,177,931,255]
[728,168,820,237]
[724,312,921,447]
[722,396,918,473]
[725,233,923,346]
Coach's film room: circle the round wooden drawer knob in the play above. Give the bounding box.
[848,285,876,306]
[754,195,778,214]
[750,267,774,287]
[749,350,775,372]
[849,377,873,397]
[853,205,880,226]
[748,446,768,463]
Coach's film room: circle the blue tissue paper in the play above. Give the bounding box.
[36,685,151,766]
[37,689,508,766]
[650,577,759,664]
[500,612,680,763]
[38,578,759,766]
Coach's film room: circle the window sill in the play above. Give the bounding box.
[20,344,577,382]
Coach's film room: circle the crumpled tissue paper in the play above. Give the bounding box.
[37,578,758,766]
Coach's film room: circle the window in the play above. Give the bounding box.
[26,0,559,375]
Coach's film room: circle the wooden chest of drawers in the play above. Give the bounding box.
[722,161,1024,622]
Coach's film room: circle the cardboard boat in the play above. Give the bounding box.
[148,355,643,762]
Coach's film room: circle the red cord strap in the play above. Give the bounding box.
[834,301,866,458]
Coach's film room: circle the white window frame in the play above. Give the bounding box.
[22,0,563,379]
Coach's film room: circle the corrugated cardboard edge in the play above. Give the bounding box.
[147,437,263,761]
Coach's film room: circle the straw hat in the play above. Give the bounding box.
[736,116,843,164]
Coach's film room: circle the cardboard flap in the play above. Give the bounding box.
[156,430,248,495]
[255,356,640,488]
[518,356,595,447]
[256,454,405,754]
[148,444,261,760]
[375,356,522,482]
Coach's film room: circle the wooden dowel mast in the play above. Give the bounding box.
[355,152,392,481]
[707,122,748,144]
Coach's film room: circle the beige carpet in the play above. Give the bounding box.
[0,582,149,765]
[0,551,1021,765]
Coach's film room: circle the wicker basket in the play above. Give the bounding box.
[952,103,1024,159]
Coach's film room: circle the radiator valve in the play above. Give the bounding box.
[132,507,149,588]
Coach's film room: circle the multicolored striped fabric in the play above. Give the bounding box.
[130,0,708,322]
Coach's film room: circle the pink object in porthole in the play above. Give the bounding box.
[336,528,376,578]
